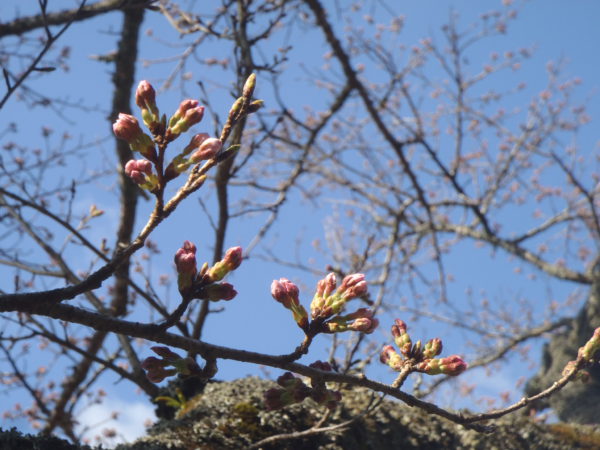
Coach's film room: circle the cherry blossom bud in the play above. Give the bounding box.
[174,241,197,292]
[271,278,309,330]
[203,282,237,301]
[135,80,160,129]
[169,99,199,127]
[338,273,367,300]
[124,159,152,184]
[207,246,243,282]
[391,319,412,356]
[380,345,403,371]
[174,241,197,274]
[167,100,205,138]
[113,113,143,142]
[423,338,443,359]
[113,114,156,159]
[135,80,157,112]
[190,137,222,163]
[311,273,337,319]
[418,355,467,376]
[348,316,379,334]
[182,133,210,156]
[271,278,300,309]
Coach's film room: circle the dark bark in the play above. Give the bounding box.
[526,262,600,424]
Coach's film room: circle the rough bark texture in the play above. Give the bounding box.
[526,269,600,424]
[116,377,599,450]
[3,376,600,449]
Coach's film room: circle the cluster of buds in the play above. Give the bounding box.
[173,240,242,301]
[263,361,341,411]
[114,77,251,191]
[141,346,201,383]
[166,99,205,141]
[562,327,600,382]
[380,319,467,377]
[270,273,377,335]
[310,273,368,319]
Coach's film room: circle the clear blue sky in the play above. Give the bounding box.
[1,0,599,445]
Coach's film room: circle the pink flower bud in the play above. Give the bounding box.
[203,282,237,301]
[223,246,242,270]
[182,133,210,156]
[174,241,197,275]
[271,278,300,309]
[170,99,199,126]
[418,355,467,376]
[317,273,337,297]
[190,137,222,162]
[113,113,143,142]
[167,100,205,137]
[135,80,157,111]
[439,355,468,376]
[207,246,243,282]
[380,345,403,371]
[391,319,412,355]
[349,316,379,334]
[124,159,153,185]
[339,273,367,299]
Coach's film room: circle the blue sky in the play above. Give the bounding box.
[1,0,599,445]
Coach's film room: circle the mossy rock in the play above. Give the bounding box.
[117,377,600,450]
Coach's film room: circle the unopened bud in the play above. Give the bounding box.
[207,246,243,282]
[423,338,443,359]
[391,319,412,356]
[135,81,157,110]
[124,159,152,184]
[349,316,379,334]
[380,345,403,371]
[418,355,467,376]
[190,137,222,162]
[174,241,197,292]
[339,273,367,300]
[113,113,143,142]
[167,100,205,139]
[135,80,160,129]
[182,133,210,156]
[242,73,256,98]
[203,282,237,301]
[271,278,300,309]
